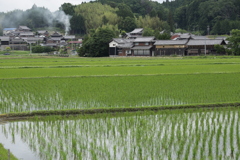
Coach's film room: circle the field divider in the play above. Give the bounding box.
[0,102,240,121]
[1,72,240,80]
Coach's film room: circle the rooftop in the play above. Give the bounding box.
[132,46,153,50]
[134,37,155,43]
[154,40,188,45]
[19,26,31,30]
[0,36,10,41]
[3,28,16,31]
[130,28,143,34]
[187,39,226,46]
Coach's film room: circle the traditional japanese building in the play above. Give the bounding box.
[131,37,155,56]
[154,40,188,56]
[187,39,226,55]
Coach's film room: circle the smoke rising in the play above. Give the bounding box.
[1,5,72,35]
[52,11,72,35]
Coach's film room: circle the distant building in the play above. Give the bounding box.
[0,36,10,50]
[132,37,155,56]
[125,28,143,39]
[17,26,31,32]
[187,39,226,55]
[37,31,49,37]
[3,28,16,36]
[154,40,188,56]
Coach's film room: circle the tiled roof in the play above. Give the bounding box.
[132,46,152,50]
[134,37,155,42]
[192,36,209,40]
[20,32,34,36]
[130,28,143,34]
[63,35,76,39]
[0,36,10,41]
[112,38,126,44]
[187,39,225,46]
[118,43,133,48]
[19,26,31,30]
[154,40,188,45]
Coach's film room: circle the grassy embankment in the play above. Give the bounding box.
[0,143,18,160]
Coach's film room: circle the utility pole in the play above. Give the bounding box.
[207,25,210,35]
[30,42,32,55]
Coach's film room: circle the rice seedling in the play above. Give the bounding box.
[0,108,239,160]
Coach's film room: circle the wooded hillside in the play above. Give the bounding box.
[0,0,240,36]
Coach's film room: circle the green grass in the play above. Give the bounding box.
[0,56,240,114]
[0,143,18,160]
[0,50,29,55]
[1,73,240,114]
[1,56,240,79]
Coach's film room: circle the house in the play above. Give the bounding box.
[23,37,44,44]
[19,32,34,37]
[131,37,155,56]
[68,41,82,50]
[117,41,133,56]
[187,39,226,55]
[126,28,143,39]
[37,30,49,37]
[63,35,76,40]
[3,28,16,36]
[17,26,31,32]
[9,37,27,50]
[51,32,63,38]
[0,36,10,50]
[109,38,133,56]
[154,40,188,56]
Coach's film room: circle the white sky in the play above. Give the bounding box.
[0,0,166,13]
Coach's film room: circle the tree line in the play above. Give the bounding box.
[163,0,240,35]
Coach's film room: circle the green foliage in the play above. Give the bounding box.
[70,14,86,35]
[164,0,240,35]
[5,46,11,52]
[0,143,18,160]
[175,28,188,34]
[32,45,54,53]
[75,2,118,33]
[118,17,137,32]
[214,44,226,54]
[156,32,171,40]
[227,29,240,55]
[60,3,76,16]
[137,15,169,31]
[59,47,67,54]
[142,28,155,37]
[116,3,134,18]
[78,27,116,57]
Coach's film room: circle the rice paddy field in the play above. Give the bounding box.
[0,55,240,159]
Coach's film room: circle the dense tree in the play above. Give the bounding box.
[227,29,240,55]
[78,27,116,57]
[74,3,118,33]
[142,28,155,37]
[214,44,225,54]
[60,3,76,16]
[116,3,134,18]
[118,17,137,32]
[70,14,86,35]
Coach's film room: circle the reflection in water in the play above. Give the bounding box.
[0,109,239,160]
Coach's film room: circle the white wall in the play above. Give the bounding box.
[109,41,118,47]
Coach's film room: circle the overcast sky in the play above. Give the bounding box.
[0,0,166,13]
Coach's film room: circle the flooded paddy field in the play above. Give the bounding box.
[1,56,240,159]
[0,108,239,160]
